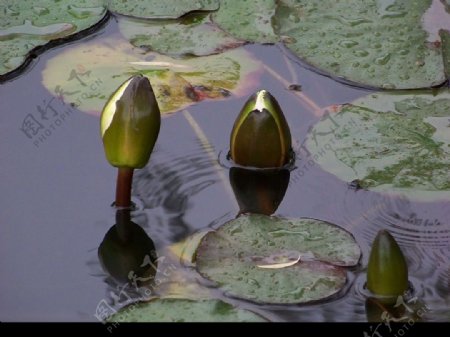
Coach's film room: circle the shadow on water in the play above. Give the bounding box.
[0,11,449,322]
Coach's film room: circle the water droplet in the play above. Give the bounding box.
[338,40,358,48]
[0,20,75,40]
[353,50,369,57]
[67,5,105,19]
[374,53,390,65]
[33,7,49,15]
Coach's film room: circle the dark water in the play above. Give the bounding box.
[0,16,449,322]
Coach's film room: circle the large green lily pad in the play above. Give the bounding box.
[211,0,278,43]
[274,0,447,89]
[441,30,450,78]
[118,14,244,57]
[108,0,219,19]
[41,37,262,116]
[195,214,361,304]
[0,0,106,76]
[305,89,450,200]
[107,298,266,322]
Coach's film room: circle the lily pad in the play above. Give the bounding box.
[118,14,244,57]
[41,37,262,116]
[211,0,278,43]
[108,0,219,19]
[305,89,450,200]
[107,298,266,322]
[0,0,107,77]
[274,0,447,89]
[195,214,361,304]
[441,30,450,79]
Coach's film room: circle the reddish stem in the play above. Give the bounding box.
[115,167,134,208]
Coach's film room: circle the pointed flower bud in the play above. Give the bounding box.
[230,90,292,168]
[367,230,408,297]
[100,75,161,169]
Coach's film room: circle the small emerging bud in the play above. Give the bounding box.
[367,230,408,297]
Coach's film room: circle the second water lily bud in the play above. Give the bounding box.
[230,90,292,168]
[367,230,408,297]
[100,75,161,169]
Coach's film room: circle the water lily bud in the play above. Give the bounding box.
[230,90,292,168]
[367,230,408,297]
[100,75,160,169]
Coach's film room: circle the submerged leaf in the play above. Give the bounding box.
[0,0,106,76]
[305,89,450,200]
[108,0,219,19]
[195,214,361,304]
[107,298,266,322]
[118,14,244,57]
[211,0,278,43]
[41,37,262,116]
[274,0,447,89]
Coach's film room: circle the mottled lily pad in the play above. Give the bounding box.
[118,14,244,57]
[441,30,450,79]
[274,0,447,89]
[305,89,450,200]
[108,0,219,19]
[0,0,106,76]
[107,298,266,322]
[41,37,262,116]
[195,214,361,304]
[211,0,278,43]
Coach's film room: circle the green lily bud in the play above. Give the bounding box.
[230,90,292,168]
[367,230,408,297]
[365,297,405,322]
[229,167,290,215]
[100,75,161,169]
[98,209,157,285]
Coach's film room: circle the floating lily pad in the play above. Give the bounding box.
[107,298,266,322]
[41,37,262,116]
[118,14,244,57]
[108,0,219,19]
[0,0,106,76]
[195,214,361,304]
[274,0,447,89]
[441,30,450,78]
[305,89,450,200]
[211,0,278,43]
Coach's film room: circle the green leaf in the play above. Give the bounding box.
[41,37,262,116]
[0,0,106,76]
[440,30,450,79]
[118,14,244,57]
[107,298,266,322]
[305,89,450,200]
[195,214,361,304]
[211,0,278,43]
[367,230,408,297]
[108,0,219,19]
[274,0,447,89]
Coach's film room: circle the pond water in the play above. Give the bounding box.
[0,13,449,322]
